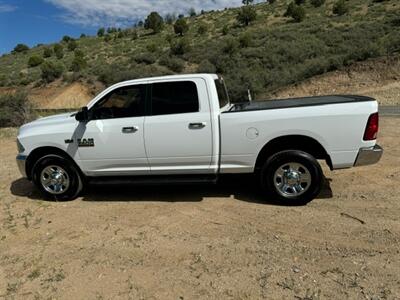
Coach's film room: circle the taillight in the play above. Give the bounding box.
[363,113,379,141]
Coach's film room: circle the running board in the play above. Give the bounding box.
[88,174,218,186]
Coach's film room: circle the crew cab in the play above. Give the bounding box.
[16,74,383,205]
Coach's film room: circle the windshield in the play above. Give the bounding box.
[215,77,230,108]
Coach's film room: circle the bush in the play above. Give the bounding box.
[62,35,73,43]
[291,4,306,22]
[237,6,257,26]
[239,33,253,48]
[54,44,64,59]
[197,60,216,73]
[40,61,64,83]
[310,0,325,7]
[43,47,53,58]
[97,28,105,37]
[0,92,35,127]
[174,18,189,36]
[285,2,306,22]
[222,37,239,55]
[13,44,29,53]
[170,38,191,55]
[70,50,87,72]
[197,23,208,35]
[28,55,44,67]
[144,12,164,33]
[333,0,349,16]
[68,40,78,51]
[134,53,157,64]
[295,0,306,4]
[159,55,185,72]
[222,25,229,35]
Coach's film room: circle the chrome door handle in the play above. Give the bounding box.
[122,126,138,133]
[189,122,206,129]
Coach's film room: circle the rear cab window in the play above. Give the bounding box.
[215,77,230,109]
[151,81,199,116]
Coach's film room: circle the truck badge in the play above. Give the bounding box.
[77,138,95,147]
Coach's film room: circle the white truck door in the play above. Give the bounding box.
[144,79,213,174]
[77,84,150,176]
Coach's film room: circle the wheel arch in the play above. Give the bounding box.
[255,135,332,172]
[26,146,84,180]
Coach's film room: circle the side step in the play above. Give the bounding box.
[88,174,218,186]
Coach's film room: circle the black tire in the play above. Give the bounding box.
[32,154,83,201]
[260,150,323,206]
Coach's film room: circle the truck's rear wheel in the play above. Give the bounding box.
[260,150,323,205]
[32,154,83,201]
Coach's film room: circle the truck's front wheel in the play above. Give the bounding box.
[32,154,83,201]
[260,150,323,205]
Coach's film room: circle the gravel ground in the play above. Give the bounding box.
[0,117,399,300]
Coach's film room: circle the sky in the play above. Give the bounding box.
[0,0,261,54]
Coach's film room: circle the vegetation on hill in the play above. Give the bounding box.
[0,0,399,103]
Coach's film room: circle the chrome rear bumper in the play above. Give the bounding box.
[16,154,27,177]
[354,145,383,167]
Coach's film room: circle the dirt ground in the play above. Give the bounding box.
[0,117,399,300]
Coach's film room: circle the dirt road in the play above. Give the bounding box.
[0,118,399,299]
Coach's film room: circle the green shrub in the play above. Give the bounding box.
[144,12,164,33]
[239,33,253,48]
[170,38,191,55]
[197,23,208,35]
[146,43,159,53]
[43,47,53,58]
[68,40,78,51]
[70,50,87,72]
[196,60,217,73]
[97,28,105,37]
[62,35,73,43]
[0,92,35,127]
[134,53,157,64]
[159,55,185,72]
[285,2,306,22]
[222,25,229,35]
[174,18,189,36]
[291,4,306,22]
[333,0,349,16]
[237,6,257,26]
[54,44,64,59]
[40,61,64,83]
[310,0,325,7]
[13,44,29,53]
[28,55,44,67]
[222,37,239,55]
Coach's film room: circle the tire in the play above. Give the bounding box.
[32,154,83,201]
[260,150,323,206]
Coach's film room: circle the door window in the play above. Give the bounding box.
[151,81,199,116]
[91,85,145,120]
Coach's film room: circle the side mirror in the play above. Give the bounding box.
[75,106,89,122]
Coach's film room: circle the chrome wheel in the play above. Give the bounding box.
[40,165,70,195]
[273,162,311,198]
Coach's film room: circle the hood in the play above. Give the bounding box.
[19,112,77,136]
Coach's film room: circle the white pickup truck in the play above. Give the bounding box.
[16,74,383,205]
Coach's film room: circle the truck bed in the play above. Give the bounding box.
[226,95,375,113]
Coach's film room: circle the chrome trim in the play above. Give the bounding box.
[273,162,312,198]
[354,145,383,167]
[16,154,27,178]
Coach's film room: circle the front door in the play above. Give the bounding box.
[77,84,149,176]
[144,80,213,174]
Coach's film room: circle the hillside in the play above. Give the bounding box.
[0,0,399,106]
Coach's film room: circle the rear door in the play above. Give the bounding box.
[144,79,213,174]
